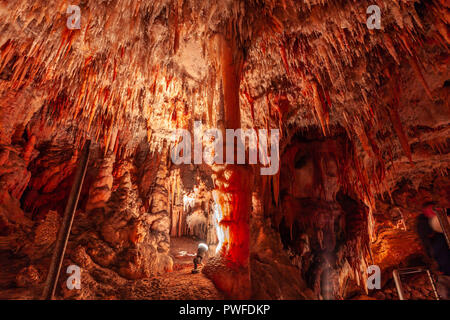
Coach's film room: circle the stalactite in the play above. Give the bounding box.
[311,80,329,136]
[279,42,290,76]
[388,106,413,164]
[355,121,373,157]
[407,53,434,101]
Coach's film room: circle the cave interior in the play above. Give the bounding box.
[0,0,449,300]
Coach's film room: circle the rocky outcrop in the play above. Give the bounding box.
[15,265,41,288]
[250,190,314,299]
[74,158,173,282]
[0,145,31,201]
[85,153,115,213]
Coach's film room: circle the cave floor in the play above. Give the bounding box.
[0,239,443,300]
[123,265,223,300]
[94,236,223,300]
[126,236,223,300]
[0,237,223,300]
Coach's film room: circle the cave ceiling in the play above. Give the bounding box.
[0,1,447,156]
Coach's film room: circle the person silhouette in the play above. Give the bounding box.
[417,202,450,299]
[192,243,209,274]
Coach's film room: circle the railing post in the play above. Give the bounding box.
[41,140,91,300]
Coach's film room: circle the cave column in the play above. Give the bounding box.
[149,146,172,255]
[85,152,115,213]
[205,33,253,299]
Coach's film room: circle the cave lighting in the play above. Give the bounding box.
[212,190,229,255]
